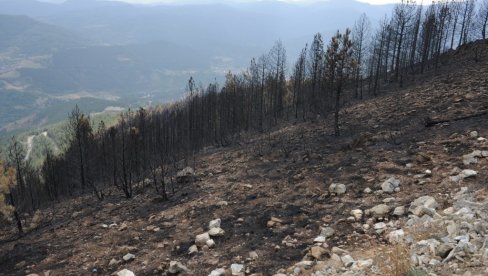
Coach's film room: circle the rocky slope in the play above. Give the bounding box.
[1,42,488,276]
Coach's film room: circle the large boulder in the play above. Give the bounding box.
[409,196,438,214]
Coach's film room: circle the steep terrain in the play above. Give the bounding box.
[1,42,488,276]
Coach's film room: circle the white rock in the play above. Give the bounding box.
[463,151,481,165]
[409,196,438,212]
[195,232,211,246]
[355,259,373,269]
[350,209,363,221]
[451,169,478,181]
[374,222,386,230]
[393,206,406,216]
[381,177,401,193]
[329,183,347,195]
[383,197,396,204]
[461,169,477,178]
[206,239,216,248]
[369,204,391,217]
[425,169,432,175]
[249,251,259,260]
[320,227,335,238]
[209,268,226,276]
[387,229,405,243]
[122,253,135,262]
[208,227,225,237]
[313,236,326,243]
[116,269,135,276]
[209,218,221,229]
[341,255,355,267]
[189,244,198,254]
[230,264,244,275]
[470,131,479,138]
[374,222,387,234]
[364,187,372,194]
[478,137,487,142]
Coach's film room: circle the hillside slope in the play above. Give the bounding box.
[0,43,488,276]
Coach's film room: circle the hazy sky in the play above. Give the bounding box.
[111,0,402,4]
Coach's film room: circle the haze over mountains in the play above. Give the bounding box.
[0,0,393,135]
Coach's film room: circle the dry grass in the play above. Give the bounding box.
[376,243,411,276]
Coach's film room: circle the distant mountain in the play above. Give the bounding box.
[0,14,85,54]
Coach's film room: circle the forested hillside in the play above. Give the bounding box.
[1,0,488,275]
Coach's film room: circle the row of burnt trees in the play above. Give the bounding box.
[1,0,487,235]
[365,0,488,95]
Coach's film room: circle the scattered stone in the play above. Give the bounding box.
[195,232,211,247]
[443,207,455,215]
[208,227,225,237]
[381,177,401,193]
[116,269,135,276]
[249,251,259,260]
[109,258,121,266]
[188,245,198,254]
[311,246,328,260]
[206,239,216,248]
[282,235,298,247]
[267,217,284,228]
[364,187,372,194]
[168,261,188,274]
[393,206,406,216]
[209,219,221,229]
[313,236,326,243]
[409,196,438,213]
[320,227,335,238]
[463,150,482,165]
[387,229,405,243]
[329,183,347,195]
[374,222,387,234]
[230,264,245,276]
[209,268,226,276]
[341,255,355,267]
[354,259,373,269]
[123,253,135,262]
[369,204,391,217]
[350,209,363,221]
[450,169,478,182]
[470,131,479,138]
[383,197,396,203]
